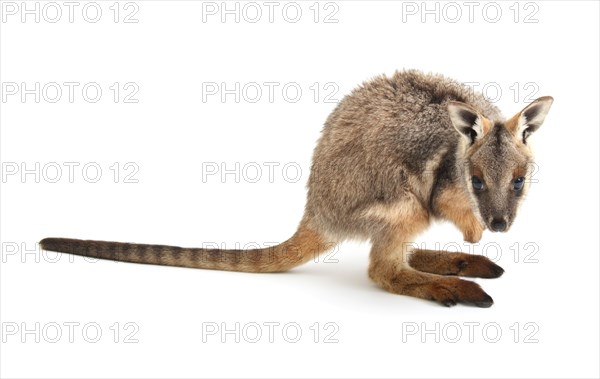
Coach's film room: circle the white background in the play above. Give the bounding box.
[1,1,599,378]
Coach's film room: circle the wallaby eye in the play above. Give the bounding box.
[471,176,484,191]
[513,176,525,191]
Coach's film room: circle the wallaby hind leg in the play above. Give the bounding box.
[408,249,504,278]
[367,226,494,307]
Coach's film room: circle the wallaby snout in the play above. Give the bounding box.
[490,217,508,232]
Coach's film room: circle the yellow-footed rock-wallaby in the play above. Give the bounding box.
[41,70,553,307]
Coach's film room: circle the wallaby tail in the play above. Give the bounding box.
[40,221,334,273]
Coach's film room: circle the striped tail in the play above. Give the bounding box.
[40,221,333,273]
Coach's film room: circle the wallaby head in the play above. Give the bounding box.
[448,96,554,233]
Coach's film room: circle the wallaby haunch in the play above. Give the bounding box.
[41,70,553,307]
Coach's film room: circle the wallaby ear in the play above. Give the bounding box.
[508,96,554,143]
[447,101,488,145]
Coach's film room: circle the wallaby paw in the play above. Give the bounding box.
[462,224,484,243]
[428,278,494,308]
[409,251,505,279]
[451,255,504,278]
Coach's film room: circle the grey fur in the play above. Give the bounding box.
[305,69,509,239]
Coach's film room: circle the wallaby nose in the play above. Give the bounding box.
[491,218,507,232]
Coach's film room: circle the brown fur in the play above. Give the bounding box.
[409,250,504,278]
[40,70,553,307]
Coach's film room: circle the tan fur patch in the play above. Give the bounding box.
[362,194,431,268]
[362,195,429,225]
[504,112,521,137]
[246,220,332,272]
[434,185,484,243]
[513,166,527,179]
[481,116,493,135]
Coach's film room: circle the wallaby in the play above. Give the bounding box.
[41,70,553,307]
